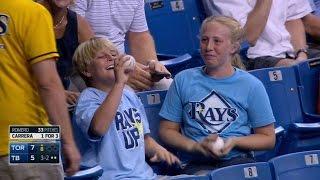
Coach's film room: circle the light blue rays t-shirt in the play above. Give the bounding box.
[73,87,156,180]
[159,67,275,161]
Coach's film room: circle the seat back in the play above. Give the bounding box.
[210,162,273,180]
[136,90,167,143]
[250,65,320,154]
[249,66,301,155]
[270,150,320,180]
[294,58,320,116]
[158,53,196,77]
[64,165,103,180]
[145,0,205,56]
[249,66,303,128]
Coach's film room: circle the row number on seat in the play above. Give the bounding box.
[305,154,319,166]
[170,0,184,12]
[147,93,161,105]
[269,70,283,81]
[243,166,258,178]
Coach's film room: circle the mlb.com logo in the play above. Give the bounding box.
[188,90,239,133]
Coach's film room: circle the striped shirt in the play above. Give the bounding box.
[71,0,148,53]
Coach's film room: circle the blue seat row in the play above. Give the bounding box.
[209,150,320,180]
[63,150,320,180]
[250,59,320,156]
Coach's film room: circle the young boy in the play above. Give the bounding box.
[72,37,180,179]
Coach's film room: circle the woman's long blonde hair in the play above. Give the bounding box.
[200,16,246,70]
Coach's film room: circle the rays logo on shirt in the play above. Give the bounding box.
[0,14,9,35]
[115,108,143,149]
[187,90,239,133]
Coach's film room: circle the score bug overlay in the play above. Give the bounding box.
[9,125,60,164]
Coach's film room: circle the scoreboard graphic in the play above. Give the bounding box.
[9,126,60,164]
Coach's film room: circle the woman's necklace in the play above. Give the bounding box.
[53,13,66,29]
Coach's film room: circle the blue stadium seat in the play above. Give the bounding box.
[64,165,103,180]
[137,90,168,144]
[144,0,205,56]
[294,58,320,119]
[210,162,273,180]
[240,41,250,64]
[158,53,199,77]
[270,150,320,180]
[249,66,302,129]
[172,175,210,180]
[249,66,297,157]
[249,65,320,155]
[137,90,183,175]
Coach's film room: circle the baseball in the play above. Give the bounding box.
[123,55,136,71]
[211,136,224,152]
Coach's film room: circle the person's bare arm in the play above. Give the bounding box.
[144,135,180,166]
[245,0,273,46]
[77,14,94,43]
[127,31,171,91]
[127,31,157,65]
[89,55,131,136]
[159,120,222,159]
[302,13,320,39]
[285,18,308,60]
[31,59,80,176]
[159,120,206,154]
[222,123,275,155]
[89,83,125,136]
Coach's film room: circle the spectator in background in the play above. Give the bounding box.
[159,16,275,175]
[309,0,320,16]
[0,0,80,179]
[71,0,172,91]
[72,38,181,179]
[201,0,320,70]
[38,0,94,105]
[301,0,320,49]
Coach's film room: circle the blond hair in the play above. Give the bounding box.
[72,37,117,85]
[200,16,246,70]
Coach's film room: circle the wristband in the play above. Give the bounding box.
[295,48,308,58]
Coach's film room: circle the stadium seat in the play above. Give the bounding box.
[249,66,302,129]
[136,90,168,144]
[144,0,205,56]
[294,58,320,119]
[249,66,297,157]
[239,41,250,64]
[64,165,103,180]
[210,162,273,180]
[172,175,210,180]
[137,90,184,175]
[270,150,320,180]
[249,65,320,154]
[158,53,199,77]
